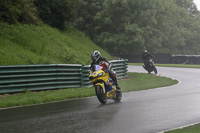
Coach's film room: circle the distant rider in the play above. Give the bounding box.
[90,50,121,93]
[142,50,155,69]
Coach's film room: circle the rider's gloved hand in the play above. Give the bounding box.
[104,70,110,73]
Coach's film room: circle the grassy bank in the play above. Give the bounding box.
[0,72,178,109]
[0,22,112,65]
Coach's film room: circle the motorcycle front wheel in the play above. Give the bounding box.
[153,66,157,74]
[95,85,107,104]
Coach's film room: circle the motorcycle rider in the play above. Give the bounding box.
[90,50,121,93]
[142,50,155,70]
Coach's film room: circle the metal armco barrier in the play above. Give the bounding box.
[111,60,128,79]
[0,60,128,94]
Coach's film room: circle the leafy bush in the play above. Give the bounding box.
[34,0,80,29]
[0,0,38,24]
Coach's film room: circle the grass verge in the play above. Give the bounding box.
[129,63,200,68]
[0,72,178,109]
[165,123,200,133]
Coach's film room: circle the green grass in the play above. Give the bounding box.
[165,123,200,133]
[0,72,178,109]
[129,63,200,68]
[121,73,178,92]
[0,22,112,65]
[0,87,95,108]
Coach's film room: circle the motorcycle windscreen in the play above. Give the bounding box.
[94,65,103,71]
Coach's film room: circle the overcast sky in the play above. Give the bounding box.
[193,0,200,11]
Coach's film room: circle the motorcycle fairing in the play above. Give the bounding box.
[105,78,115,92]
[89,64,117,99]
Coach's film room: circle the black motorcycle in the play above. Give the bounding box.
[143,58,157,74]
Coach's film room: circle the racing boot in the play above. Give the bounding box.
[110,71,121,93]
[116,84,121,93]
[113,78,121,93]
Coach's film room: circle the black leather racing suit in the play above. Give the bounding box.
[142,53,155,67]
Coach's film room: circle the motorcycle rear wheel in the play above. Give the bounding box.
[95,85,107,104]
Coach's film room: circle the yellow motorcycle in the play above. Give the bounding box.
[89,65,122,104]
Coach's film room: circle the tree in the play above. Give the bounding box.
[74,0,105,39]
[75,0,200,54]
[0,0,38,24]
[175,0,199,16]
[34,0,80,29]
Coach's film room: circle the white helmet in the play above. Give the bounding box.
[91,50,101,63]
[143,50,147,54]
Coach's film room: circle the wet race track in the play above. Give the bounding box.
[1,66,200,133]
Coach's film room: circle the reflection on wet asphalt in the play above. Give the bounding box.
[1,66,200,133]
[0,98,122,133]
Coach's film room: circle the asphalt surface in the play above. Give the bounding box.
[1,66,200,133]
